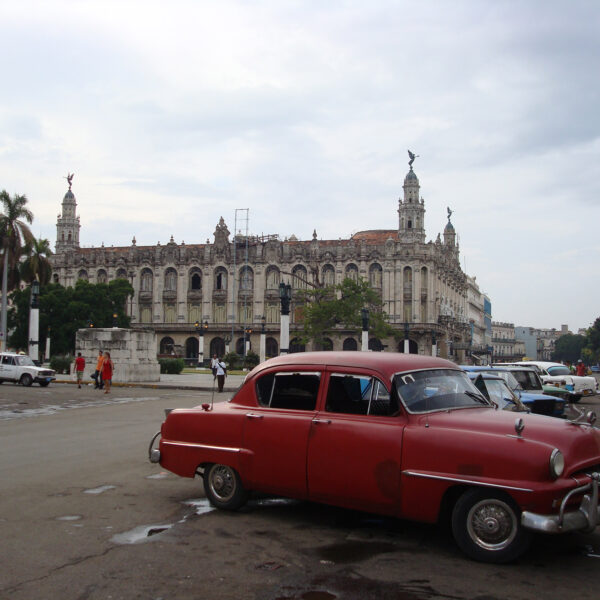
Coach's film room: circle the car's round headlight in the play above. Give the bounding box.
[550,449,564,479]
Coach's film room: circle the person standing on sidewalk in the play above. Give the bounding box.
[74,352,85,389]
[93,350,104,389]
[102,351,114,394]
[215,357,227,392]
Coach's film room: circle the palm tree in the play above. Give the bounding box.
[20,237,53,286]
[0,190,34,350]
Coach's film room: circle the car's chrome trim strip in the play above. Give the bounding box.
[162,441,240,453]
[402,470,534,492]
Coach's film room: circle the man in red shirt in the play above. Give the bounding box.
[75,352,85,389]
[576,360,587,376]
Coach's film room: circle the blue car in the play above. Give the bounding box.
[461,365,566,418]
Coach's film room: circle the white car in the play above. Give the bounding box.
[0,353,56,387]
[511,361,597,397]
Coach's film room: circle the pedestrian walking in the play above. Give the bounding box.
[102,351,114,394]
[215,357,227,392]
[93,350,104,389]
[210,354,219,379]
[74,352,85,389]
[576,359,587,376]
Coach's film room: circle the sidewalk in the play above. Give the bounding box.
[56,372,246,392]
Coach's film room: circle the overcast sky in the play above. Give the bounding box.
[1,1,598,332]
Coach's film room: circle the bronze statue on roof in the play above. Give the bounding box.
[65,173,74,190]
[408,150,419,168]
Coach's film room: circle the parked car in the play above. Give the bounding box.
[0,352,56,386]
[462,365,566,417]
[466,372,527,412]
[508,361,598,398]
[149,352,600,564]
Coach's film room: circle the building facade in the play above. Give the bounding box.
[492,321,526,362]
[51,165,475,362]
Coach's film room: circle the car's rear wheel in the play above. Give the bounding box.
[20,373,33,387]
[203,463,248,510]
[451,488,531,563]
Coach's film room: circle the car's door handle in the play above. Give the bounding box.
[312,418,331,425]
[245,413,264,419]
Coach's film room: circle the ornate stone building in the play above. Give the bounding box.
[50,165,473,362]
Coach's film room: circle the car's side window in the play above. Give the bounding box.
[326,373,395,416]
[256,372,320,410]
[1,355,13,365]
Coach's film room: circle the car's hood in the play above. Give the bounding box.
[421,408,600,474]
[519,391,566,404]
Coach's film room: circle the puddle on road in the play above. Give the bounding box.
[111,523,174,544]
[181,498,215,516]
[56,515,82,521]
[84,485,116,495]
[146,472,170,480]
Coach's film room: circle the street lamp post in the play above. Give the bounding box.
[259,316,266,363]
[196,320,208,367]
[404,322,410,354]
[431,330,437,357]
[224,334,231,356]
[361,308,369,352]
[45,326,51,363]
[244,326,252,357]
[279,282,292,355]
[28,280,40,360]
[112,312,118,328]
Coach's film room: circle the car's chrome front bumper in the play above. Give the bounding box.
[148,431,161,463]
[522,473,600,534]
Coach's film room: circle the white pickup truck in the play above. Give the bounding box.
[0,352,56,386]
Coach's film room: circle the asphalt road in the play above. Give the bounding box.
[2,383,600,600]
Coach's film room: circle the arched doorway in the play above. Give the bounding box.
[398,339,419,354]
[159,336,175,355]
[290,338,306,353]
[343,338,358,351]
[266,337,278,358]
[209,337,225,358]
[186,337,198,359]
[368,338,383,352]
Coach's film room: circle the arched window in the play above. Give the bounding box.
[159,336,175,355]
[215,267,228,290]
[345,264,358,282]
[53,273,59,283]
[97,269,108,284]
[77,269,88,281]
[68,232,72,241]
[164,268,177,292]
[116,268,127,279]
[189,270,202,291]
[240,266,253,290]
[266,337,278,358]
[343,338,358,351]
[266,266,280,289]
[408,219,412,229]
[398,339,418,354]
[369,263,382,288]
[141,268,153,292]
[292,265,307,289]
[322,264,335,286]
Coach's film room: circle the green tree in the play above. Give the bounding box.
[7,279,134,355]
[551,333,586,363]
[20,237,53,285]
[583,318,600,364]
[0,191,34,348]
[298,277,394,347]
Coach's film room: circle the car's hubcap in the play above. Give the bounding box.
[210,465,235,501]
[467,499,517,550]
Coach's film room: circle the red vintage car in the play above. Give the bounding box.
[149,352,600,563]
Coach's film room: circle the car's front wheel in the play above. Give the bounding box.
[451,488,531,563]
[203,463,248,510]
[20,373,33,387]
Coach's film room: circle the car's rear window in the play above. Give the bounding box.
[256,372,321,411]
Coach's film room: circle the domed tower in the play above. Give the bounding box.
[444,207,456,247]
[55,175,80,253]
[398,166,426,243]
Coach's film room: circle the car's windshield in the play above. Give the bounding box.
[393,369,491,414]
[547,366,571,376]
[482,378,521,409]
[480,370,521,391]
[15,355,35,366]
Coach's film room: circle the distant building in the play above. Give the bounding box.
[51,164,478,362]
[492,321,525,362]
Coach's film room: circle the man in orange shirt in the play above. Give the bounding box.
[93,350,104,389]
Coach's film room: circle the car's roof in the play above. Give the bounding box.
[513,361,564,368]
[466,371,504,381]
[463,365,536,373]
[249,351,458,379]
